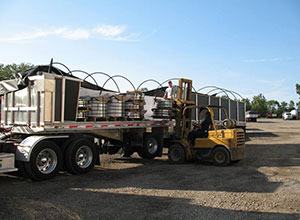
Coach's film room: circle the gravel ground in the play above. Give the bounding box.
[1,119,300,219]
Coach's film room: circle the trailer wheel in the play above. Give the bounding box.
[65,139,97,175]
[212,147,230,166]
[138,135,159,159]
[24,141,63,181]
[16,161,31,179]
[168,144,186,164]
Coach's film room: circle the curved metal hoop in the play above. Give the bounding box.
[52,62,72,75]
[71,70,100,88]
[197,86,243,100]
[84,72,120,93]
[206,88,231,99]
[101,75,136,95]
[136,79,163,91]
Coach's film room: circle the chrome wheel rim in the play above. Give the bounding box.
[147,138,158,154]
[36,148,57,174]
[76,146,93,169]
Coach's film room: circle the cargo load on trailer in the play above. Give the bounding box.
[0,61,246,180]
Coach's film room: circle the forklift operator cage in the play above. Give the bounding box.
[1,72,81,127]
[181,105,229,138]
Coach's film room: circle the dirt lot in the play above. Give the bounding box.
[1,119,300,220]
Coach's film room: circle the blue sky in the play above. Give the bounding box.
[0,0,299,103]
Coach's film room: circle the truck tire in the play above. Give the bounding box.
[211,147,230,166]
[168,144,186,164]
[137,134,159,159]
[65,139,97,175]
[16,161,31,179]
[24,141,63,181]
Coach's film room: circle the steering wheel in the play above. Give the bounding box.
[192,121,201,130]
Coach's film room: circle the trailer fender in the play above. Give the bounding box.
[16,135,69,162]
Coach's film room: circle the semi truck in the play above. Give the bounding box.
[0,64,245,180]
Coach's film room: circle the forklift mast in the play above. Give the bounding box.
[174,79,195,138]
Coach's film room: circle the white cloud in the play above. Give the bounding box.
[2,28,64,41]
[93,25,126,37]
[60,28,90,40]
[92,25,140,41]
[0,25,140,42]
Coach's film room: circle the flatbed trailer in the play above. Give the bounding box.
[0,67,175,180]
[0,119,173,180]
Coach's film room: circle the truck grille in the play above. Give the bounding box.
[236,131,245,146]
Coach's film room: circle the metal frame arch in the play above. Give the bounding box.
[52,62,72,75]
[197,85,243,100]
[136,79,163,91]
[84,72,120,93]
[101,75,136,94]
[71,70,99,88]
[197,86,218,93]
[206,88,233,99]
[198,86,230,98]
[228,90,243,100]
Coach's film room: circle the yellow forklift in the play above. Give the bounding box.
[167,79,245,166]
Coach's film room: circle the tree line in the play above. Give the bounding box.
[243,86,300,117]
[0,63,34,81]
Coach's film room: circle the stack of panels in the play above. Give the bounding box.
[152,100,174,118]
[77,98,90,119]
[88,98,108,118]
[107,97,125,118]
[125,92,145,119]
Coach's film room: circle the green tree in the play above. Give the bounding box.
[139,87,148,92]
[281,101,288,111]
[296,83,300,97]
[288,100,295,111]
[242,98,252,111]
[251,94,268,117]
[266,100,279,113]
[297,101,300,110]
[0,63,34,80]
[277,101,288,116]
[297,84,300,110]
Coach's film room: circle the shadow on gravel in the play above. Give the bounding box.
[245,144,300,168]
[246,132,279,138]
[69,190,300,220]
[1,188,299,220]
[257,120,277,123]
[2,143,299,201]
[246,128,262,131]
[246,132,278,141]
[0,156,283,194]
[1,142,288,194]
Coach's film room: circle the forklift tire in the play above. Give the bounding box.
[138,135,159,159]
[65,139,97,175]
[24,141,63,181]
[168,144,186,164]
[212,147,230,166]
